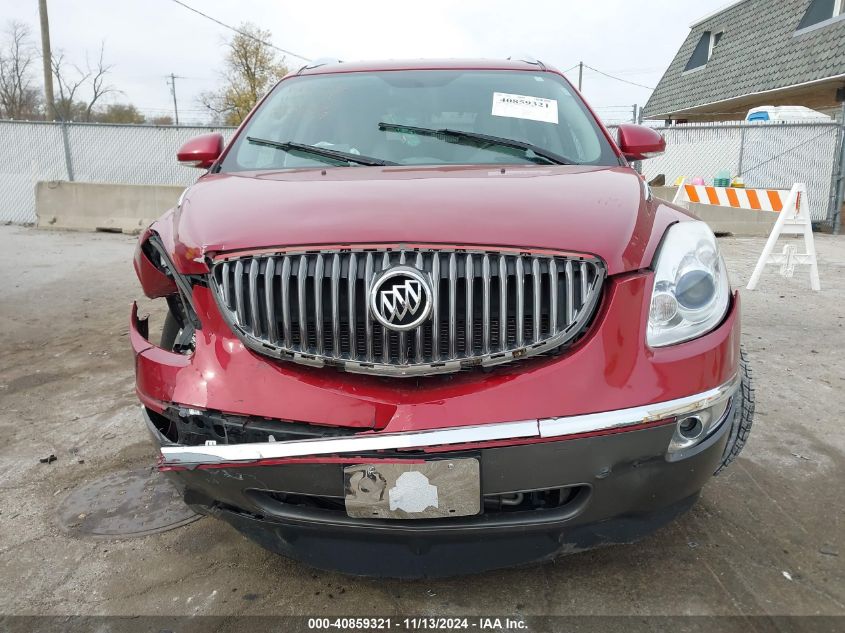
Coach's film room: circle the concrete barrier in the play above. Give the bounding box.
[34,180,780,237]
[651,186,778,236]
[36,181,184,234]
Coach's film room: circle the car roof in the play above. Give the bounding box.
[293,58,560,77]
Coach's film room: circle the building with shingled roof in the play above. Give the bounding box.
[643,0,845,122]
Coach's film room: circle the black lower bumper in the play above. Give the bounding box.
[162,402,735,578]
[214,491,700,578]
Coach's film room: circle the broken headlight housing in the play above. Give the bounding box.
[647,221,730,347]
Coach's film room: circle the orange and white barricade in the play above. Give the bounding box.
[673,180,820,291]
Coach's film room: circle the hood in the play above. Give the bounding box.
[165,164,683,276]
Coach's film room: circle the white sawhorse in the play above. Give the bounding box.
[746,183,820,291]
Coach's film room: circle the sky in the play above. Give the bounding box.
[1,0,736,125]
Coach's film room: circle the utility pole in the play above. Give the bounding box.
[167,73,181,125]
[632,104,638,123]
[38,0,55,120]
[577,61,583,91]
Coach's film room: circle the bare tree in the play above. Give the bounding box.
[51,41,117,122]
[51,50,88,121]
[83,43,115,121]
[200,23,288,125]
[0,21,41,119]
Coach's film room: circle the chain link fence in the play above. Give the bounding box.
[0,120,236,225]
[632,121,843,228]
[0,119,842,230]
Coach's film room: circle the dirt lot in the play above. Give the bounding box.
[0,225,843,618]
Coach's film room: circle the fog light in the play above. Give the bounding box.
[667,396,732,454]
[678,415,704,440]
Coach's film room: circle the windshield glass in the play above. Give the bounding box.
[220,70,620,171]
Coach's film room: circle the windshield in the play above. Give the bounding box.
[220,70,620,172]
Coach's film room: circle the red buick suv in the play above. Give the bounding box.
[131,58,754,577]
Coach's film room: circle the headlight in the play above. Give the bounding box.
[647,221,730,347]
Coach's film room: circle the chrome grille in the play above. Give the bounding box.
[210,247,605,377]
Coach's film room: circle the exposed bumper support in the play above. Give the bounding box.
[158,375,739,467]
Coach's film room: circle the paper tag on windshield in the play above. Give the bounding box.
[492,92,558,124]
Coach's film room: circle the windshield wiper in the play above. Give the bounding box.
[377,122,575,166]
[246,137,397,167]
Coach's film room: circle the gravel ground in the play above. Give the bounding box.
[0,225,843,618]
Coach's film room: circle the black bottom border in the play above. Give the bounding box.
[0,616,842,633]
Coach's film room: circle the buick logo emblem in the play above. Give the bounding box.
[369,266,433,332]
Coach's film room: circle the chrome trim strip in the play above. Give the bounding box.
[579,261,588,307]
[498,255,507,351]
[415,251,424,363]
[381,252,390,363]
[448,252,457,358]
[331,253,341,357]
[549,258,558,336]
[234,260,245,325]
[162,420,540,466]
[465,253,473,354]
[348,252,358,359]
[482,254,491,354]
[281,256,291,348]
[221,261,231,308]
[264,256,278,344]
[158,376,738,466]
[532,256,541,343]
[297,255,308,349]
[397,250,408,365]
[314,253,324,356]
[248,259,261,337]
[364,252,374,362]
[539,374,739,438]
[431,253,440,360]
[515,256,524,347]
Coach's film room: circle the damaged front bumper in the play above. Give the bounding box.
[143,377,739,577]
[131,268,743,576]
[155,376,738,468]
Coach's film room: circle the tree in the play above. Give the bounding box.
[0,21,41,119]
[51,41,116,122]
[149,115,173,126]
[200,23,288,125]
[94,103,145,124]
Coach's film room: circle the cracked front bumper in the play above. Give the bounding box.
[155,375,738,468]
[148,395,738,577]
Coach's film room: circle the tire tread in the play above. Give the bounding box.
[714,345,755,475]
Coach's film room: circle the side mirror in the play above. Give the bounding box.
[177,133,224,169]
[616,124,666,161]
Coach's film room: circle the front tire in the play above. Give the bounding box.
[714,346,755,475]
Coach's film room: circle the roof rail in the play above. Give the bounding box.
[508,55,547,70]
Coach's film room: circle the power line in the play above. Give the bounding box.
[600,66,664,75]
[169,0,312,62]
[583,64,655,91]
